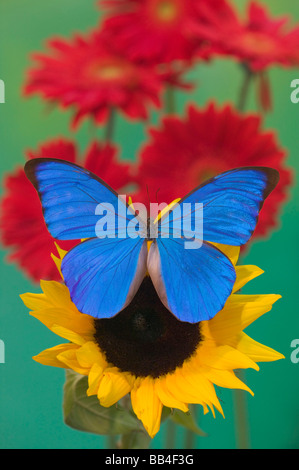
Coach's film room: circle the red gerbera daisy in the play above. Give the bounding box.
[100,0,214,64]
[134,103,292,241]
[194,1,299,72]
[0,139,133,282]
[24,30,163,128]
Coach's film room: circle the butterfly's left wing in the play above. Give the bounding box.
[148,238,235,323]
[180,167,280,246]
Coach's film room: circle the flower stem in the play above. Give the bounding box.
[117,394,152,449]
[165,86,176,115]
[105,107,116,143]
[184,405,197,449]
[237,65,254,112]
[233,371,251,449]
[166,419,176,449]
[118,430,151,449]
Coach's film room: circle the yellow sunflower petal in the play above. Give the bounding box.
[22,280,94,341]
[39,280,74,309]
[57,347,90,375]
[51,324,86,345]
[210,243,240,266]
[54,242,68,260]
[50,243,67,279]
[97,368,133,408]
[76,341,107,369]
[131,377,163,438]
[203,294,281,341]
[165,367,223,417]
[154,378,189,413]
[51,255,62,279]
[196,340,260,371]
[33,343,79,368]
[200,366,254,396]
[227,332,285,363]
[233,265,264,293]
[20,292,51,311]
[30,307,94,342]
[180,362,224,417]
[87,363,105,396]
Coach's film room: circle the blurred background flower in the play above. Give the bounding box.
[133,103,292,241]
[24,30,164,129]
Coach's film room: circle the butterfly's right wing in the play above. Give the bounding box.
[24,158,136,240]
[25,158,148,319]
[61,236,147,319]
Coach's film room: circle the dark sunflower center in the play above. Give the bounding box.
[94,277,202,378]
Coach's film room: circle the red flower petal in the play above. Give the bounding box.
[24,30,163,128]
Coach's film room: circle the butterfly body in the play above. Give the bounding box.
[25,159,279,324]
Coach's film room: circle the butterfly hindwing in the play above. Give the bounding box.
[148,238,236,323]
[61,237,148,319]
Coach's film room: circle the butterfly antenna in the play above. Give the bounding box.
[156,188,160,203]
[146,184,151,207]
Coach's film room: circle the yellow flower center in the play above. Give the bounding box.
[241,31,275,56]
[88,59,136,85]
[96,64,124,81]
[155,0,178,23]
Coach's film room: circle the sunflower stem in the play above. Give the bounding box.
[184,405,198,449]
[117,394,152,449]
[233,371,251,449]
[166,419,176,449]
[237,65,254,112]
[118,430,152,449]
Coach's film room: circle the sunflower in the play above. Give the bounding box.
[21,240,283,438]
[0,138,132,282]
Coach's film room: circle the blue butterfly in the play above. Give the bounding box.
[24,159,279,323]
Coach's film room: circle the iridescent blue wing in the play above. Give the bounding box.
[149,167,279,323]
[25,158,147,319]
[179,167,280,246]
[24,158,135,240]
[61,237,148,319]
[148,239,236,323]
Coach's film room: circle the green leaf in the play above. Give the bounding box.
[119,430,152,449]
[161,406,172,423]
[63,370,142,436]
[170,409,206,437]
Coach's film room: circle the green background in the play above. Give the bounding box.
[0,0,298,449]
